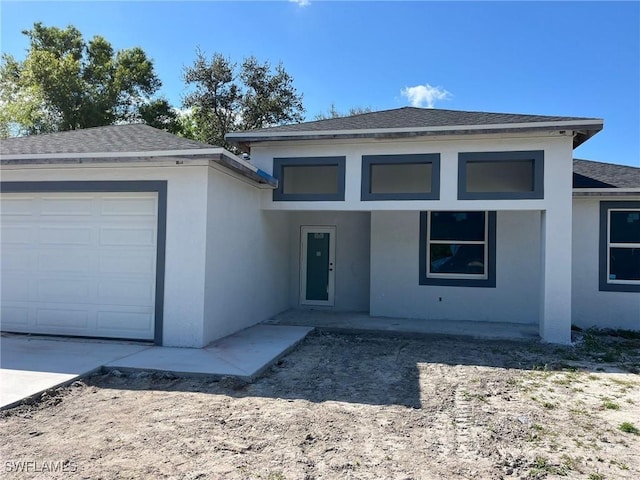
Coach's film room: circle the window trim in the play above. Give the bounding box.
[419,211,496,287]
[361,153,440,200]
[458,150,544,200]
[273,156,346,201]
[599,201,640,292]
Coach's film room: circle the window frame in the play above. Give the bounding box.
[272,156,346,201]
[458,150,544,200]
[419,211,497,288]
[361,153,440,200]
[599,201,640,292]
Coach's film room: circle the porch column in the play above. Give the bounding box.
[539,208,572,344]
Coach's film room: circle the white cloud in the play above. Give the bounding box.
[289,0,311,6]
[401,84,452,108]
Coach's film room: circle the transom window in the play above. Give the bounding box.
[600,202,640,292]
[419,211,496,287]
[361,153,440,200]
[458,150,544,200]
[273,157,346,201]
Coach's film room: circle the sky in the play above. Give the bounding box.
[1,1,638,166]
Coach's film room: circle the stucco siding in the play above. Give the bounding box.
[288,211,370,311]
[202,168,290,345]
[251,133,574,212]
[370,210,541,324]
[0,163,210,347]
[572,197,640,330]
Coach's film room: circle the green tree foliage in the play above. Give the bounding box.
[182,50,304,149]
[314,103,372,120]
[0,23,169,136]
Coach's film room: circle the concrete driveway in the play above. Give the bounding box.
[0,335,150,408]
[0,325,313,409]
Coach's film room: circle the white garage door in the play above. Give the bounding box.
[0,191,158,340]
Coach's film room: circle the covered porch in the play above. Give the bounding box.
[277,207,568,343]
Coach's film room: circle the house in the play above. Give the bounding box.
[1,108,638,347]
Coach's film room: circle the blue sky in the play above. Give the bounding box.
[1,1,638,166]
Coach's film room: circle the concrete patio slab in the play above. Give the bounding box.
[107,325,314,379]
[267,310,540,340]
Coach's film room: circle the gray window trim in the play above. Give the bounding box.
[361,153,440,200]
[273,156,346,201]
[599,201,640,292]
[458,150,544,200]
[419,211,496,287]
[0,180,167,345]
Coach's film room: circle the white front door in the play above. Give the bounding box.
[300,226,336,306]
[0,191,158,340]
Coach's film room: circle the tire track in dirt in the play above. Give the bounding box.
[453,368,473,456]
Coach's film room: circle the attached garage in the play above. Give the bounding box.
[0,181,166,343]
[1,124,279,347]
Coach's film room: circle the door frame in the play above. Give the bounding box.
[300,225,336,306]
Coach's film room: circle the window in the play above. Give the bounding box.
[419,211,496,287]
[600,202,640,292]
[458,150,544,200]
[273,157,346,201]
[361,154,440,200]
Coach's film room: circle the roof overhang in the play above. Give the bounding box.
[573,188,640,197]
[227,119,604,150]
[0,148,278,188]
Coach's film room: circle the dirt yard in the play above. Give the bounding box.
[2,329,639,480]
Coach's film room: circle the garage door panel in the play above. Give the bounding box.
[38,278,91,302]
[102,197,157,216]
[2,278,30,302]
[38,252,93,273]
[2,197,35,215]
[1,307,29,327]
[1,191,158,341]
[2,252,34,271]
[36,308,89,328]
[100,227,156,246]
[40,197,93,216]
[99,254,155,275]
[97,279,154,305]
[39,226,93,245]
[2,225,36,244]
[97,311,152,333]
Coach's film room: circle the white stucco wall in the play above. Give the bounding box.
[250,132,574,213]
[0,161,210,347]
[202,167,290,345]
[249,132,575,342]
[288,211,370,312]
[370,210,541,324]
[572,197,640,330]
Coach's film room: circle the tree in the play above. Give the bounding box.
[182,49,304,149]
[0,22,166,136]
[314,103,372,120]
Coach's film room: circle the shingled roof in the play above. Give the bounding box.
[0,124,277,186]
[227,107,603,148]
[573,159,640,189]
[0,124,213,156]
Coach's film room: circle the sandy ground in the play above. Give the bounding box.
[1,330,639,480]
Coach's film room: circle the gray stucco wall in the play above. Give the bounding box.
[370,210,541,324]
[203,169,291,345]
[572,197,640,330]
[288,211,371,312]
